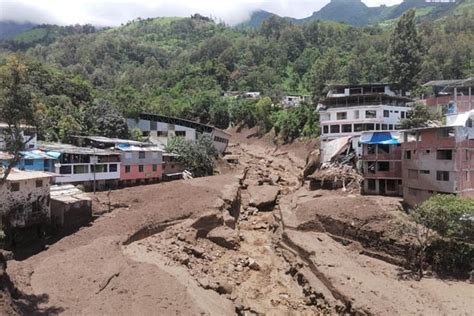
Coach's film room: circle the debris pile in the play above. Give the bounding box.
[309,163,363,192]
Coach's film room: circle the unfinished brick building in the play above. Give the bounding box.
[402,124,474,206]
[360,131,403,196]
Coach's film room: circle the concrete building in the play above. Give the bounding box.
[0,123,37,151]
[127,113,231,154]
[0,169,54,244]
[162,153,186,180]
[281,95,311,108]
[318,83,413,142]
[38,143,121,190]
[402,123,474,207]
[360,131,403,196]
[72,136,164,185]
[50,185,92,231]
[423,78,473,116]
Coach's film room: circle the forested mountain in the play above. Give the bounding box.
[0,21,37,39]
[240,0,464,27]
[0,9,472,142]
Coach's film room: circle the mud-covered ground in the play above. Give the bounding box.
[3,130,474,315]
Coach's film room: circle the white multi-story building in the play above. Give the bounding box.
[38,143,121,190]
[319,84,413,142]
[127,114,231,154]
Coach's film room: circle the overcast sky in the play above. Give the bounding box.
[0,0,403,26]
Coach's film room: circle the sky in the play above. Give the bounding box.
[0,0,403,26]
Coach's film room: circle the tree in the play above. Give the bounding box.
[86,99,129,138]
[387,10,422,94]
[0,55,37,185]
[398,194,474,279]
[165,135,217,177]
[400,103,441,129]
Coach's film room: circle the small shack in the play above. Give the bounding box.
[50,185,92,231]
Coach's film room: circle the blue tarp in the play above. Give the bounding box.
[360,132,399,145]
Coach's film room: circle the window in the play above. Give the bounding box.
[419,170,430,175]
[408,169,418,179]
[388,124,393,130]
[367,179,376,191]
[10,182,19,192]
[342,124,352,133]
[366,123,375,131]
[337,112,347,120]
[465,171,469,182]
[152,164,157,172]
[436,150,453,160]
[323,125,328,134]
[109,164,118,172]
[378,144,390,154]
[401,111,406,119]
[438,128,455,138]
[157,131,168,137]
[330,125,340,133]
[365,110,376,118]
[375,124,380,130]
[150,121,157,130]
[91,164,107,173]
[386,180,396,192]
[60,165,72,174]
[25,159,34,166]
[383,110,389,118]
[139,165,144,173]
[377,162,390,172]
[405,150,412,159]
[125,165,131,173]
[367,144,376,155]
[139,151,146,159]
[354,110,359,119]
[436,171,450,181]
[74,165,89,174]
[175,131,186,137]
[35,180,43,188]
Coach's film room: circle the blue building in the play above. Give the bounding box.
[0,150,55,172]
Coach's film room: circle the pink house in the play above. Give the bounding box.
[117,146,163,185]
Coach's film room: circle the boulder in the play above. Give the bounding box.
[191,211,223,236]
[223,211,236,229]
[207,226,240,250]
[248,185,280,211]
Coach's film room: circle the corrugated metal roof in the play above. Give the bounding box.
[1,169,54,181]
[38,143,119,156]
[423,78,474,88]
[20,150,54,160]
[50,184,91,202]
[73,135,152,147]
[116,144,164,152]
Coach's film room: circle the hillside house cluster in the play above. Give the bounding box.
[319,79,474,207]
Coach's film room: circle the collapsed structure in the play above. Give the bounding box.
[316,79,474,207]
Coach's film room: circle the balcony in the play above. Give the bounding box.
[55,162,120,183]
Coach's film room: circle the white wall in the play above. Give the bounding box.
[0,176,51,227]
[54,163,120,184]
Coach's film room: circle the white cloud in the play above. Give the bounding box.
[0,0,403,26]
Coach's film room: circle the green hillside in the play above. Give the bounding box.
[0,9,472,142]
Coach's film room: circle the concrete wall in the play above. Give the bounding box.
[50,198,92,230]
[0,177,51,228]
[211,129,231,154]
[320,104,409,141]
[54,162,121,184]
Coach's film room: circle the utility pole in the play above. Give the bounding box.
[91,147,97,194]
